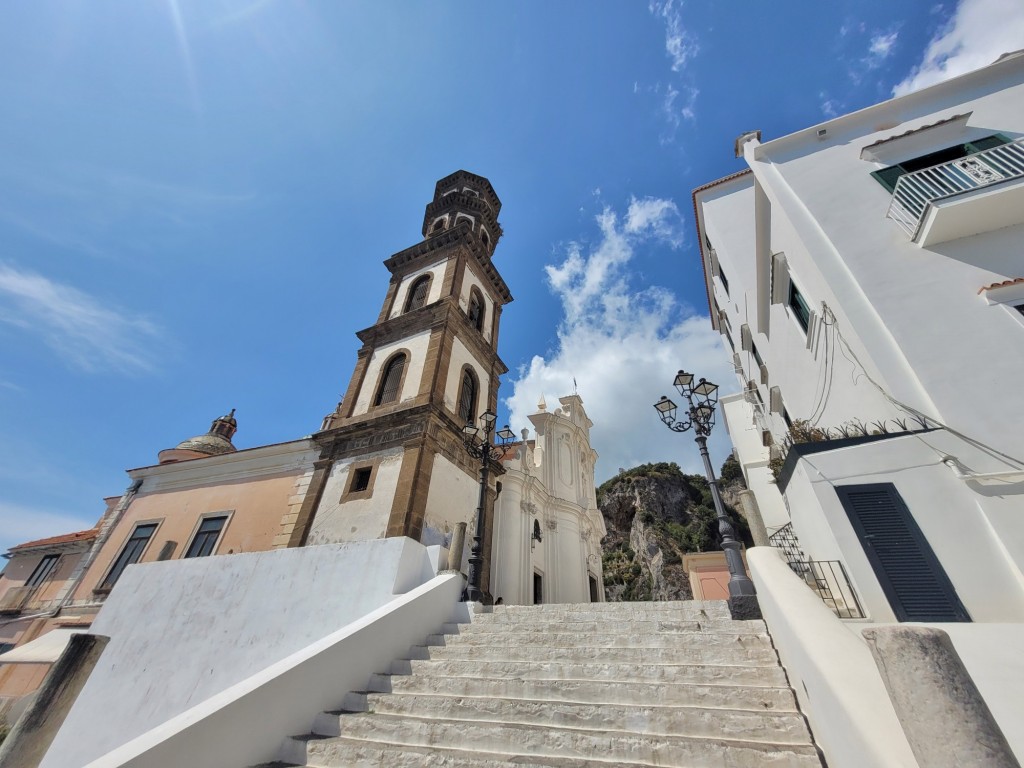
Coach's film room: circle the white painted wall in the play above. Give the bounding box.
[388,259,447,320]
[43,538,439,768]
[783,431,1024,624]
[75,574,465,768]
[748,547,919,768]
[720,394,790,533]
[306,449,404,544]
[351,331,431,416]
[751,60,1024,458]
[443,336,489,419]
[420,453,478,551]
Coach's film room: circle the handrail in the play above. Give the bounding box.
[887,137,1024,237]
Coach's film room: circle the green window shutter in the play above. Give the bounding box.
[965,134,1011,153]
[836,483,970,622]
[871,165,905,194]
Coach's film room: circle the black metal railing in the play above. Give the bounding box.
[786,560,865,619]
[769,523,866,619]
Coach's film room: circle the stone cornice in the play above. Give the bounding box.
[127,439,319,492]
[384,226,512,304]
[423,194,503,237]
[355,299,509,376]
[317,401,506,480]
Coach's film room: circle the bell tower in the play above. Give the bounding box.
[295,171,512,592]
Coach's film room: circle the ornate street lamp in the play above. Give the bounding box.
[462,410,516,603]
[654,371,760,619]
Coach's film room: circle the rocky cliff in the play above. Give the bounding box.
[599,459,749,602]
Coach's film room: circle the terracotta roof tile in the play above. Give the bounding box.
[861,113,970,152]
[8,528,98,553]
[978,277,1024,294]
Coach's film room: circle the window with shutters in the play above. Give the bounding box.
[718,266,729,297]
[788,281,811,333]
[836,483,970,622]
[458,368,478,425]
[184,515,227,558]
[404,275,431,312]
[468,288,484,331]
[374,354,406,406]
[99,522,159,591]
[26,554,60,588]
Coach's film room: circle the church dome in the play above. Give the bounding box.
[158,409,238,464]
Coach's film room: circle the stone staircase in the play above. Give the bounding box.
[268,601,823,767]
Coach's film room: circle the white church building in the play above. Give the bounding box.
[694,49,1024,762]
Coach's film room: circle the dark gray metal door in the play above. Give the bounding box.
[836,483,970,622]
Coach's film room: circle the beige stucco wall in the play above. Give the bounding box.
[73,468,308,599]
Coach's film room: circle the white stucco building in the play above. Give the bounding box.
[694,50,1024,761]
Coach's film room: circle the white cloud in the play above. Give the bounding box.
[650,0,699,71]
[0,501,99,556]
[0,264,163,375]
[646,0,701,136]
[868,30,899,62]
[893,0,1024,96]
[659,83,699,140]
[819,91,842,118]
[507,199,736,483]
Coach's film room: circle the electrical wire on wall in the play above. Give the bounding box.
[822,301,1024,470]
[808,304,838,426]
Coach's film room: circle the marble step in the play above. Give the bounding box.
[322,693,812,744]
[428,629,773,650]
[391,657,789,686]
[475,601,732,621]
[447,618,769,636]
[277,736,695,768]
[368,672,800,711]
[286,714,822,767]
[419,642,777,667]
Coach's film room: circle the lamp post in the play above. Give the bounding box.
[654,371,760,619]
[462,410,516,603]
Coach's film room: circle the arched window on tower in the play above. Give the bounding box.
[404,275,431,313]
[430,217,446,234]
[375,354,406,406]
[468,288,484,331]
[480,229,490,249]
[458,368,478,425]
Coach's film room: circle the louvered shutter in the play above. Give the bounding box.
[836,483,969,622]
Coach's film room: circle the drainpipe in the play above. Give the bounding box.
[52,479,143,613]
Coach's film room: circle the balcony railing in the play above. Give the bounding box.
[768,523,866,619]
[887,137,1024,237]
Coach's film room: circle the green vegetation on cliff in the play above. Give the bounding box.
[599,458,750,602]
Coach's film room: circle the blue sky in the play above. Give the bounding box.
[1,0,1022,552]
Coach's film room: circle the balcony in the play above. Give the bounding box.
[887,137,1024,246]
